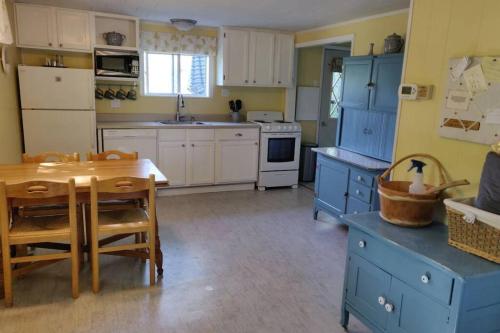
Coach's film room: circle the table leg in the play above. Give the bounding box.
[0,249,3,299]
[154,216,163,276]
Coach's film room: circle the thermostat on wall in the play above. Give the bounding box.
[399,83,433,100]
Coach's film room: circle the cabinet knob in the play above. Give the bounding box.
[353,211,359,214]
[181,144,185,147]
[357,176,363,182]
[48,42,52,46]
[421,273,431,284]
[254,142,258,146]
[59,43,63,47]
[253,80,256,83]
[235,133,243,137]
[378,296,386,306]
[191,144,195,147]
[384,303,394,313]
[358,240,366,248]
[278,80,282,84]
[355,189,361,195]
[245,80,248,83]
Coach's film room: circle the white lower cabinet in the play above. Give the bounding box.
[158,141,187,187]
[215,140,259,183]
[188,141,215,185]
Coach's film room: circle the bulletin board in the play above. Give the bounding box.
[439,56,500,145]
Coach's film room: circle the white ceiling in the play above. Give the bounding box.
[21,0,410,31]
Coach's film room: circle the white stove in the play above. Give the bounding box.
[247,111,302,191]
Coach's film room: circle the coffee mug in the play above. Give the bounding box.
[127,88,137,100]
[116,88,127,100]
[95,87,104,99]
[104,88,115,100]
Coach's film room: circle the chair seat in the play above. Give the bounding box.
[97,208,150,235]
[9,214,71,244]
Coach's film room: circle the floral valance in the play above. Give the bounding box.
[141,31,217,56]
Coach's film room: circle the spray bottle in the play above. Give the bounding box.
[408,159,427,195]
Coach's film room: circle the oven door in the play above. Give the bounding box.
[260,132,301,171]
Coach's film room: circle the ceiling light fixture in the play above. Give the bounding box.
[170,18,197,32]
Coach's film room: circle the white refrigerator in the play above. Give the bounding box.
[18,65,96,156]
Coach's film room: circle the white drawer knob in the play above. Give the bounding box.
[378,296,386,305]
[353,211,359,214]
[358,240,366,248]
[421,274,430,284]
[356,189,361,195]
[385,303,394,313]
[357,176,362,181]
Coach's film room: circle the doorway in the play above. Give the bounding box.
[317,46,351,147]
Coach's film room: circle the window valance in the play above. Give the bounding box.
[141,31,217,56]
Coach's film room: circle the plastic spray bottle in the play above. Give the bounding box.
[408,159,427,195]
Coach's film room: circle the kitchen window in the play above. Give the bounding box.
[143,51,211,97]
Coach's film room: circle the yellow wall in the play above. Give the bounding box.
[394,0,499,197]
[295,11,409,144]
[0,0,22,163]
[19,22,285,117]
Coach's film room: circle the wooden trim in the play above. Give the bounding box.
[12,259,64,278]
[11,252,71,264]
[295,34,355,49]
[99,243,148,254]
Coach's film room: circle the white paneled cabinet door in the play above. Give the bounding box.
[15,4,56,48]
[158,142,187,187]
[55,9,90,51]
[188,142,215,185]
[215,140,259,183]
[249,31,275,86]
[274,33,295,86]
[222,29,250,85]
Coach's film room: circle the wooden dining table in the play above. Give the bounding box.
[0,159,169,298]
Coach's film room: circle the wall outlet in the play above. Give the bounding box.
[111,99,121,108]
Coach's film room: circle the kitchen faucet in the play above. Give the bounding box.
[176,94,185,121]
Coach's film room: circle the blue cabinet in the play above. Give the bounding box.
[312,148,390,221]
[338,54,403,162]
[341,213,500,333]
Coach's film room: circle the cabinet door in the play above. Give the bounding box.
[215,140,259,183]
[346,254,392,331]
[315,157,349,214]
[188,141,215,185]
[55,9,90,51]
[338,108,369,155]
[340,57,372,109]
[222,29,250,85]
[387,278,451,333]
[369,55,403,112]
[15,4,56,48]
[249,31,275,85]
[274,34,294,86]
[158,142,187,187]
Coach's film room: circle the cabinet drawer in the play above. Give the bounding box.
[215,128,259,141]
[346,197,371,215]
[349,228,454,305]
[158,129,186,141]
[350,169,375,187]
[348,182,372,204]
[103,129,156,138]
[188,129,214,141]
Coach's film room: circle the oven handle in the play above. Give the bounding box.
[261,132,301,138]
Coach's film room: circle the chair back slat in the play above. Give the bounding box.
[87,150,138,161]
[22,152,80,163]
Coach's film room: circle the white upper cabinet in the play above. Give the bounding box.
[15,4,56,49]
[217,27,294,87]
[249,31,275,86]
[274,33,295,87]
[218,29,250,86]
[15,3,91,52]
[55,9,90,51]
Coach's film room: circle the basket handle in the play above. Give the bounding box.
[379,153,448,185]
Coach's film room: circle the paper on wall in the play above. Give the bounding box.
[450,56,471,81]
[485,108,500,124]
[446,89,470,110]
[463,64,488,95]
[481,57,500,82]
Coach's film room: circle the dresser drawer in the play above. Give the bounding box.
[350,169,375,187]
[158,129,186,141]
[346,197,371,215]
[348,182,372,204]
[349,228,454,305]
[215,128,259,141]
[187,129,215,141]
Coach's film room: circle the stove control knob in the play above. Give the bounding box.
[276,126,281,130]
[265,125,271,131]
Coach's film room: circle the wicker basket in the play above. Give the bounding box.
[377,154,449,228]
[444,198,500,263]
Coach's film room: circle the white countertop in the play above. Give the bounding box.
[312,147,391,170]
[97,121,260,130]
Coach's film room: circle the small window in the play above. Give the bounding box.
[143,51,210,97]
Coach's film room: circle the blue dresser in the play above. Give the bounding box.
[342,213,500,333]
[312,147,389,220]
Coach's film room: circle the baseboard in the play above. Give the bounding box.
[157,183,255,196]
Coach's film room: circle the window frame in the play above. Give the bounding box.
[141,50,213,99]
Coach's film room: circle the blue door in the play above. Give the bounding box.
[315,156,349,214]
[347,254,392,331]
[388,278,451,333]
[369,55,403,112]
[340,57,373,110]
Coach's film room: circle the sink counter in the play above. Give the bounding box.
[97,121,260,130]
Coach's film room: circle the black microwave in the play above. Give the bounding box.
[94,49,140,78]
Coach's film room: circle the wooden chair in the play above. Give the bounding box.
[87,150,138,161]
[22,152,80,163]
[0,179,80,306]
[89,175,156,293]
